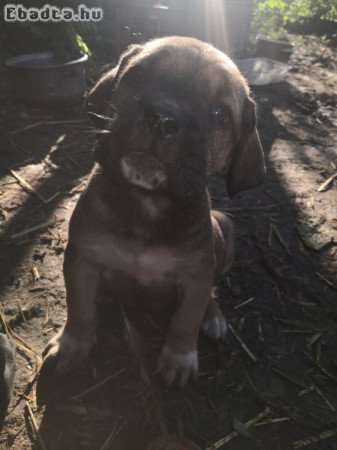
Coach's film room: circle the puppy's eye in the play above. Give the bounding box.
[211,105,230,126]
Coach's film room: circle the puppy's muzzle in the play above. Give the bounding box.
[144,102,182,140]
[120,152,168,191]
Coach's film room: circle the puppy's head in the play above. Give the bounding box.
[87,37,265,200]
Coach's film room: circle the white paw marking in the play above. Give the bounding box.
[156,345,198,387]
[202,310,227,340]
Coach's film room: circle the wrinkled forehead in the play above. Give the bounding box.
[133,38,248,110]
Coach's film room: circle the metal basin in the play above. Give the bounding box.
[5,52,88,106]
[236,57,291,85]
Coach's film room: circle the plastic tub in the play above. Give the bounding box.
[256,37,294,62]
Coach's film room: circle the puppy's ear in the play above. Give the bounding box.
[227,98,265,198]
[86,44,142,128]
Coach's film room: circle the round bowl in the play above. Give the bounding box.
[5,52,88,106]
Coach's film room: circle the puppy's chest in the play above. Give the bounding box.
[88,238,183,286]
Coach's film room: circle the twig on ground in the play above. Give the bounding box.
[10,121,46,135]
[292,428,337,449]
[0,306,41,361]
[100,417,129,450]
[68,179,87,195]
[307,332,323,348]
[17,301,28,326]
[205,407,271,449]
[11,157,35,168]
[25,401,47,450]
[243,367,275,407]
[310,378,336,412]
[43,191,62,204]
[273,318,316,330]
[303,351,337,384]
[11,217,65,240]
[315,271,337,291]
[60,151,85,169]
[73,368,126,400]
[9,135,30,154]
[45,120,87,125]
[317,173,337,192]
[43,299,49,327]
[316,342,321,363]
[298,387,314,397]
[272,367,305,389]
[219,202,285,213]
[234,297,254,310]
[28,284,56,292]
[281,330,315,334]
[32,267,40,282]
[9,169,46,203]
[228,324,257,362]
[44,157,73,177]
[52,141,79,152]
[100,424,117,450]
[121,305,155,389]
[284,298,316,308]
[257,320,264,342]
[271,224,290,255]
[268,223,273,246]
[254,417,290,426]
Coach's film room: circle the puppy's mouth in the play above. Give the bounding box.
[120,152,168,193]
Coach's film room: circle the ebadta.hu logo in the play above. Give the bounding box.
[4,3,103,22]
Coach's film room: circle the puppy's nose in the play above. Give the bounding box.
[144,103,182,139]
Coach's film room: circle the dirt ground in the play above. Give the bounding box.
[1,35,337,450]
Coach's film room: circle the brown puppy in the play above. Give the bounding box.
[43,36,265,386]
[0,333,16,429]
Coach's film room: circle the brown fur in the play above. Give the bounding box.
[43,36,265,386]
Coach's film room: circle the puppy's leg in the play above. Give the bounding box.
[43,244,99,375]
[156,266,214,387]
[212,210,235,279]
[202,211,235,341]
[0,334,16,428]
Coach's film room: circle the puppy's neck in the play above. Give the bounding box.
[93,167,211,246]
[133,189,171,220]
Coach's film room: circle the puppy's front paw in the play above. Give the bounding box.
[156,345,198,387]
[42,329,96,375]
[202,305,227,340]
